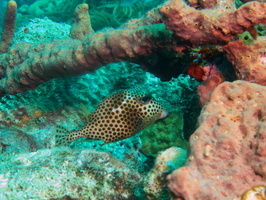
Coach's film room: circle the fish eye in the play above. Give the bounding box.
[140,96,152,104]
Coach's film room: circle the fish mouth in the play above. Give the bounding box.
[159,109,168,119]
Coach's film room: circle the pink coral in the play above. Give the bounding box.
[197,73,224,107]
[168,80,266,199]
[223,38,266,85]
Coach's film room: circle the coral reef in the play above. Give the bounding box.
[223,37,266,85]
[0,0,266,199]
[17,0,83,22]
[0,22,172,96]
[187,47,224,82]
[16,0,162,30]
[0,54,197,195]
[160,0,266,44]
[197,74,224,107]
[0,59,197,133]
[13,17,71,44]
[168,81,266,200]
[144,147,187,200]
[90,0,146,29]
[0,129,38,154]
[140,111,188,157]
[237,30,256,45]
[257,23,266,36]
[0,148,142,199]
[0,0,265,97]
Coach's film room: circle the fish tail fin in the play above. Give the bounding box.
[55,126,71,146]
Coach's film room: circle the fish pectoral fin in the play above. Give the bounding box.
[55,125,71,146]
[82,138,95,143]
[100,141,107,146]
[79,103,93,121]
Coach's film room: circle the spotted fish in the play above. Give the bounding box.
[55,86,167,146]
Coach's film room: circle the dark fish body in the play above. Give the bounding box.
[56,86,167,146]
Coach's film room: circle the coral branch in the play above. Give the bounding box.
[70,3,94,40]
[160,0,266,44]
[0,0,17,53]
[223,37,266,85]
[0,24,174,96]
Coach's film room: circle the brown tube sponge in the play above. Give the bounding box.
[70,3,94,40]
[0,0,17,53]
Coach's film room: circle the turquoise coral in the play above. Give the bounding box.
[140,111,188,157]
